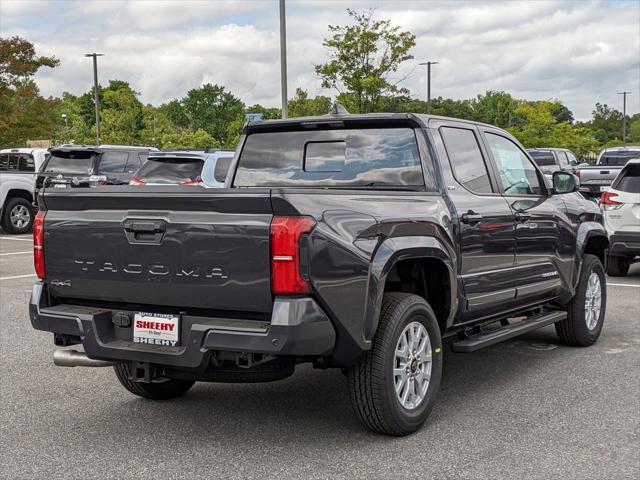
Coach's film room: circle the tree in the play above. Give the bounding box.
[588,103,623,144]
[99,80,144,144]
[315,9,416,113]
[182,83,244,144]
[507,102,597,157]
[0,36,60,146]
[287,88,332,117]
[470,91,518,128]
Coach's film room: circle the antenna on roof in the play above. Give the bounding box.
[330,101,349,115]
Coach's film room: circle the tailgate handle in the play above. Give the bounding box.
[123,220,166,244]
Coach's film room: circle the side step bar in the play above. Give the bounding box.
[452,311,567,353]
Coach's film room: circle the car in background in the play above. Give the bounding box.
[0,148,49,234]
[527,148,579,176]
[129,150,234,187]
[36,145,157,190]
[577,146,640,199]
[600,160,640,277]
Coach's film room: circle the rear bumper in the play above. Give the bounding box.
[29,283,336,369]
[579,183,610,196]
[609,232,640,257]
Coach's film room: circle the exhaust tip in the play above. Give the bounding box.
[53,349,114,368]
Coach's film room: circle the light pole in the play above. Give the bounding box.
[85,53,104,145]
[279,0,288,118]
[617,91,631,145]
[419,61,438,114]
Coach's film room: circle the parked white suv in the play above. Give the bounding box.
[601,160,640,276]
[0,148,49,234]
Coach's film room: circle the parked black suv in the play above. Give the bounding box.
[36,145,156,189]
[30,113,608,436]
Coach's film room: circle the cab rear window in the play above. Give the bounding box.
[529,152,555,166]
[233,128,425,189]
[44,151,95,173]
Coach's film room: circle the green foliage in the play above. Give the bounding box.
[315,9,416,113]
[507,102,598,157]
[0,36,60,146]
[288,88,332,117]
[159,128,219,151]
[181,83,245,144]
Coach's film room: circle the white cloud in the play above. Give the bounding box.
[2,0,639,120]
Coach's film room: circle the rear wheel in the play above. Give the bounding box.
[556,254,606,346]
[1,197,34,234]
[113,363,195,400]
[347,293,442,436]
[606,254,630,277]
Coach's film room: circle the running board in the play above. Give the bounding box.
[451,311,567,353]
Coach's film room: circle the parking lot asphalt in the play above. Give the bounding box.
[0,231,638,480]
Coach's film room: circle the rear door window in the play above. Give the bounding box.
[99,151,130,173]
[0,154,8,171]
[441,127,494,194]
[18,154,35,172]
[556,151,570,168]
[234,128,425,189]
[135,158,204,184]
[613,164,640,193]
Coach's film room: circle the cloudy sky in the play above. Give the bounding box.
[1,0,639,120]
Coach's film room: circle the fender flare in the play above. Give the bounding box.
[363,236,457,341]
[574,222,608,286]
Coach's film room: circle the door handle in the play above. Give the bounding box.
[515,212,532,222]
[461,212,483,224]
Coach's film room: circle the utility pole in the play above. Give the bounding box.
[279,0,288,118]
[617,91,631,145]
[85,53,104,145]
[419,61,438,114]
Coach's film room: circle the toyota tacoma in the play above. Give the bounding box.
[30,113,608,436]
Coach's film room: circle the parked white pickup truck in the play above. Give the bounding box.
[577,146,640,199]
[0,148,49,234]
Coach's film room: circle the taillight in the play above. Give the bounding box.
[270,216,316,295]
[601,191,623,210]
[129,178,145,185]
[33,211,46,279]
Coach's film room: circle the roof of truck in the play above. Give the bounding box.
[243,112,501,134]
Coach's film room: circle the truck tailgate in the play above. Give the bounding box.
[42,188,273,314]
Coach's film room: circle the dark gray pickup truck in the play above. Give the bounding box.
[30,113,609,435]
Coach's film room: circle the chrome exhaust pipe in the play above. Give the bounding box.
[53,349,114,368]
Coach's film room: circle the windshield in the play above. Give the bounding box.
[44,151,95,174]
[135,157,204,184]
[528,151,556,166]
[598,151,640,166]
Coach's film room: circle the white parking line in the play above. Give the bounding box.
[0,236,32,242]
[0,273,36,281]
[607,283,640,288]
[0,251,32,256]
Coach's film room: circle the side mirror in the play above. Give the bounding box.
[552,171,579,194]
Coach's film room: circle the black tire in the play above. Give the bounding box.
[555,254,606,347]
[347,293,443,436]
[1,197,34,234]
[113,363,195,400]
[606,254,630,277]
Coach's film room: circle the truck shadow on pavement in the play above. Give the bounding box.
[67,327,570,443]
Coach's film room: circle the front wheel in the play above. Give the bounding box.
[347,293,443,436]
[555,254,606,346]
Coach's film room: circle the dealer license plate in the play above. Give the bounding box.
[133,312,179,346]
